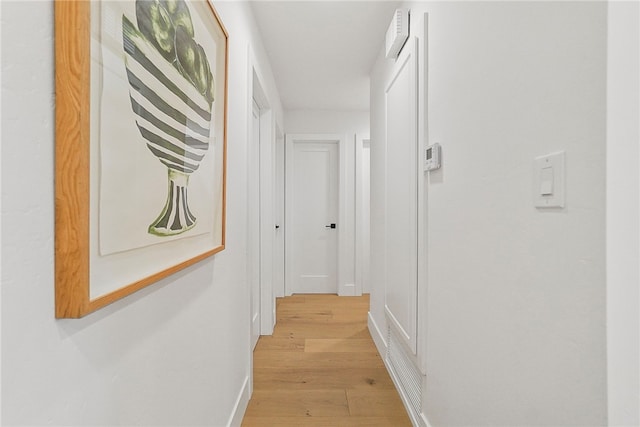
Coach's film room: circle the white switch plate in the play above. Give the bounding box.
[534,151,565,208]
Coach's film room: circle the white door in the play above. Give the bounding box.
[384,37,418,354]
[289,141,339,294]
[249,100,261,349]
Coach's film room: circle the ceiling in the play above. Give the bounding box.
[250,1,401,111]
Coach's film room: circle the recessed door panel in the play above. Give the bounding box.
[384,38,418,354]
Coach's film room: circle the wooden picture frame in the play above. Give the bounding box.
[55,0,228,318]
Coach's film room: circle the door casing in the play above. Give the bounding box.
[249,100,261,350]
[355,135,371,295]
[248,49,278,351]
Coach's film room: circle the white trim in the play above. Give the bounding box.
[355,134,370,296]
[247,48,260,350]
[226,375,251,427]
[339,132,356,297]
[386,360,419,426]
[285,133,349,296]
[384,305,413,351]
[274,125,286,299]
[259,107,275,335]
[368,311,388,353]
[383,331,427,427]
[369,315,431,427]
[248,46,276,337]
[342,283,356,296]
[417,12,429,377]
[420,411,434,427]
[0,3,3,425]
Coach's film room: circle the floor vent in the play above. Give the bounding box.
[387,326,422,416]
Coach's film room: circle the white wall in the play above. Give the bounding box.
[285,109,369,136]
[284,109,370,294]
[370,2,608,425]
[606,2,640,426]
[1,1,281,425]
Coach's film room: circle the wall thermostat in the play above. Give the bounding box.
[424,143,441,171]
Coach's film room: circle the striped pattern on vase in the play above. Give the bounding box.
[122,15,213,236]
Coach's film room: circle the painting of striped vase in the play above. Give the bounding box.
[122,15,212,237]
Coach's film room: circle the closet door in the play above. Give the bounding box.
[384,37,418,354]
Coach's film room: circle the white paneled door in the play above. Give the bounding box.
[288,140,339,294]
[384,37,419,355]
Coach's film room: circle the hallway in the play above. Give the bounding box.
[2,1,638,425]
[242,295,412,426]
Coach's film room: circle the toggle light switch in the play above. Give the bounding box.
[534,151,565,208]
[539,167,554,195]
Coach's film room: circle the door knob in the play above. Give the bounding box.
[325,223,336,229]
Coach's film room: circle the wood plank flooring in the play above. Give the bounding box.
[242,294,412,427]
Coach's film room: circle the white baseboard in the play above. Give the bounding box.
[368,314,431,427]
[385,358,428,427]
[368,311,387,354]
[339,283,358,296]
[420,412,433,427]
[227,375,250,427]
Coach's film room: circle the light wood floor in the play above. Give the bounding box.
[241,294,412,427]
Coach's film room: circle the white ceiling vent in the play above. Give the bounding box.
[385,9,409,60]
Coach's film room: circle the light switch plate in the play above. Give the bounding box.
[534,151,565,208]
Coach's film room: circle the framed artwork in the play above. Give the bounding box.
[55,0,228,318]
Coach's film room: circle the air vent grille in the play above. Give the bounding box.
[385,9,409,59]
[387,326,422,415]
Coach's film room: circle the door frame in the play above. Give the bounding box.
[274,126,285,299]
[248,49,278,342]
[355,134,371,296]
[285,133,351,296]
[249,99,262,350]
